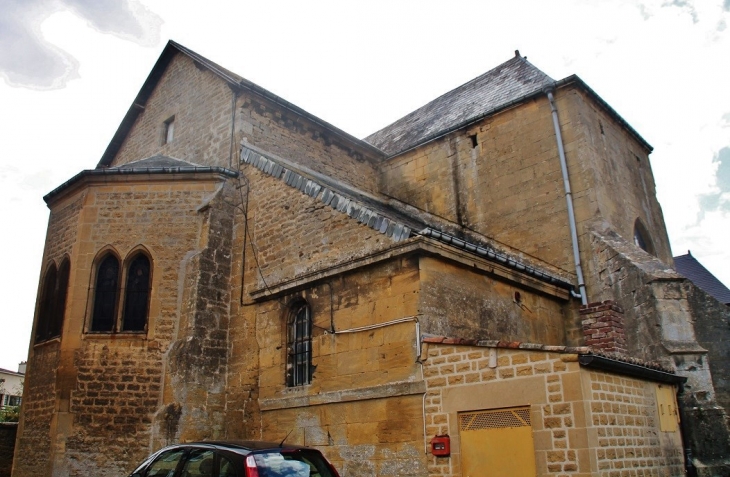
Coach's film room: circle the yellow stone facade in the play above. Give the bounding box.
[14,42,729,477]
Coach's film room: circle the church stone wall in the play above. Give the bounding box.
[112,53,381,194]
[255,257,425,477]
[379,94,574,273]
[15,175,233,477]
[417,256,571,346]
[379,85,674,282]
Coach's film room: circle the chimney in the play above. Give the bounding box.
[580,301,627,354]
[18,361,27,374]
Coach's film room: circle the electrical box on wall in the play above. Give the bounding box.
[431,435,450,457]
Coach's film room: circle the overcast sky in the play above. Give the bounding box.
[1,0,728,371]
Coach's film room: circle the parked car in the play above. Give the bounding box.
[127,441,340,477]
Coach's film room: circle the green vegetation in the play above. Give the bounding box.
[0,406,20,423]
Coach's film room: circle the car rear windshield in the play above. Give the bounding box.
[253,449,335,477]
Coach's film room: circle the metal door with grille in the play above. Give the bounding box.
[458,407,536,477]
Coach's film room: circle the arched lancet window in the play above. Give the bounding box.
[122,254,151,332]
[633,218,655,256]
[36,263,57,343]
[287,302,312,387]
[91,254,120,332]
[52,258,71,338]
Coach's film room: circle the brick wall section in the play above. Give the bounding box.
[422,343,685,477]
[586,371,684,475]
[0,423,17,477]
[580,300,626,353]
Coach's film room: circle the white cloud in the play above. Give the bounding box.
[0,0,161,90]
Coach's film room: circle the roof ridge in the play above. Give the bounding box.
[364,54,555,156]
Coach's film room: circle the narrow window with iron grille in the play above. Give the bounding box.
[287,302,312,387]
[121,253,151,332]
[91,254,120,332]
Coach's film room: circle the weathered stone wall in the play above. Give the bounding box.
[0,423,17,477]
[112,53,238,169]
[165,180,237,445]
[587,228,730,474]
[560,87,673,266]
[418,256,570,345]
[13,193,83,477]
[686,284,730,419]
[112,53,381,193]
[380,95,574,272]
[379,85,673,279]
[422,342,685,477]
[252,255,424,477]
[240,162,396,291]
[14,175,233,477]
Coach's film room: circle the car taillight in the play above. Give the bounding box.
[245,455,259,477]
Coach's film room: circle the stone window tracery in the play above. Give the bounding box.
[88,249,152,334]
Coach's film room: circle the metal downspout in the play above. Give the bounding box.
[545,87,588,305]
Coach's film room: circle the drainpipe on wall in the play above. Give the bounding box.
[545,86,588,305]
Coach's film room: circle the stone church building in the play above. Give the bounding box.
[14,41,730,476]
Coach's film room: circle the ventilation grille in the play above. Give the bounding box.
[459,408,531,431]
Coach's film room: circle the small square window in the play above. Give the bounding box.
[163,116,175,144]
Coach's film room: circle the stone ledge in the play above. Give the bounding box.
[259,380,426,411]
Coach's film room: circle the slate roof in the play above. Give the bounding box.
[115,155,202,169]
[365,53,555,156]
[674,251,730,305]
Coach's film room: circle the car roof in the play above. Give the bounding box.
[166,440,317,453]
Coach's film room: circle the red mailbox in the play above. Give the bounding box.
[431,435,450,457]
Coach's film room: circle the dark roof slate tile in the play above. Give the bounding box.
[674,251,730,305]
[364,54,555,156]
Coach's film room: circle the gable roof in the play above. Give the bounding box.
[365,53,555,156]
[674,251,730,305]
[364,53,652,157]
[97,40,384,168]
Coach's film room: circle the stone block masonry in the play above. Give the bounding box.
[422,341,684,477]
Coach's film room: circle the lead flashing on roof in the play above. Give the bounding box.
[240,144,412,242]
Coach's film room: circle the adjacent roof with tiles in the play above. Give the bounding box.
[365,53,555,156]
[674,251,730,305]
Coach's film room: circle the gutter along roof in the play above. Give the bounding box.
[240,142,575,293]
